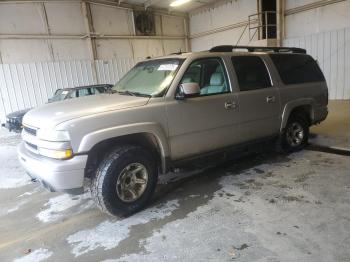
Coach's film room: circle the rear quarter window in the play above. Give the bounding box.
[269,54,325,85]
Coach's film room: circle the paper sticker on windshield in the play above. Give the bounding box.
[158,64,178,71]
[61,91,69,95]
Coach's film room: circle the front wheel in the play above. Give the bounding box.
[91,145,158,217]
[281,114,309,152]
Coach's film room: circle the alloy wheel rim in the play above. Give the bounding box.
[116,163,148,203]
[286,122,304,147]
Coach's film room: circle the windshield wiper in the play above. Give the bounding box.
[116,90,151,98]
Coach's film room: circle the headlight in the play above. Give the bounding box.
[37,129,70,142]
[38,147,73,159]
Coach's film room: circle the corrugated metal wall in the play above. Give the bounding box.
[284,27,350,100]
[0,57,142,122]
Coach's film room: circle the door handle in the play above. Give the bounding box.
[225,101,237,110]
[266,96,276,103]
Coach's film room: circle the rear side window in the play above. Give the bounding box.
[270,54,325,85]
[231,56,272,91]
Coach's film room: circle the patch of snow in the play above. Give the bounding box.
[101,193,259,262]
[67,199,179,257]
[36,191,94,223]
[0,146,31,189]
[7,199,28,214]
[7,206,19,213]
[14,248,53,262]
[18,187,40,198]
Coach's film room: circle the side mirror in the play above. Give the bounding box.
[175,82,200,100]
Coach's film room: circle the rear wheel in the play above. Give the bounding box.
[281,114,309,152]
[91,145,158,217]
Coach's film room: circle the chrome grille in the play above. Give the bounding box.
[25,142,37,150]
[23,126,37,136]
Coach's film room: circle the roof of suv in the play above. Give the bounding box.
[147,45,308,60]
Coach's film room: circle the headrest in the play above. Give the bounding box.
[210,73,224,86]
[182,77,194,83]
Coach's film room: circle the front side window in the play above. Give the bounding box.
[49,89,70,102]
[231,56,272,91]
[68,90,77,99]
[269,54,325,85]
[113,59,183,97]
[180,58,229,96]
[93,87,104,94]
[78,88,93,97]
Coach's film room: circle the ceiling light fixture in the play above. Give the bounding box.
[170,0,192,7]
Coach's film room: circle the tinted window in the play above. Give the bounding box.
[231,56,272,91]
[94,87,104,94]
[270,54,325,85]
[68,90,77,98]
[180,58,229,96]
[78,88,92,97]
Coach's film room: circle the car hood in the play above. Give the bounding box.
[23,94,150,129]
[7,108,32,119]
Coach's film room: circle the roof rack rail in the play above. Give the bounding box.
[209,45,307,54]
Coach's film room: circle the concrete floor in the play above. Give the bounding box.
[0,101,349,262]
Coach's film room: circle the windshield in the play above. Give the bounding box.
[112,59,183,97]
[49,89,70,103]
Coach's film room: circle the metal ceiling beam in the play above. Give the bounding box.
[285,0,346,15]
[86,0,187,17]
[144,0,162,10]
[0,0,188,18]
[0,34,186,40]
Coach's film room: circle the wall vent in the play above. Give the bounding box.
[133,11,155,36]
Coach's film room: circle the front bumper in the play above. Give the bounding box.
[17,142,87,194]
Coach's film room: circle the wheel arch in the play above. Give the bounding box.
[79,123,170,178]
[280,99,315,132]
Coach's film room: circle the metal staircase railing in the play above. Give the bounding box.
[248,11,277,41]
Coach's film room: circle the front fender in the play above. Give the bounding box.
[78,122,170,160]
[280,98,315,131]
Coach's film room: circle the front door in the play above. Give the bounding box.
[166,57,240,160]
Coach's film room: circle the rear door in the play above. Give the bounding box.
[231,55,281,142]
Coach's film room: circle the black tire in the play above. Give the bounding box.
[91,145,158,217]
[281,114,309,153]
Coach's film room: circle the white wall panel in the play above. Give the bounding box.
[191,34,213,52]
[191,26,249,51]
[0,2,186,64]
[284,27,350,100]
[51,39,91,61]
[163,39,186,54]
[131,40,164,58]
[189,9,212,36]
[189,0,257,51]
[285,0,350,38]
[0,39,51,64]
[162,16,185,36]
[286,0,321,9]
[44,2,86,35]
[0,3,46,34]
[90,4,133,35]
[0,58,140,122]
[210,0,255,30]
[95,39,133,59]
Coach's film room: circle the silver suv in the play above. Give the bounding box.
[18,45,328,216]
